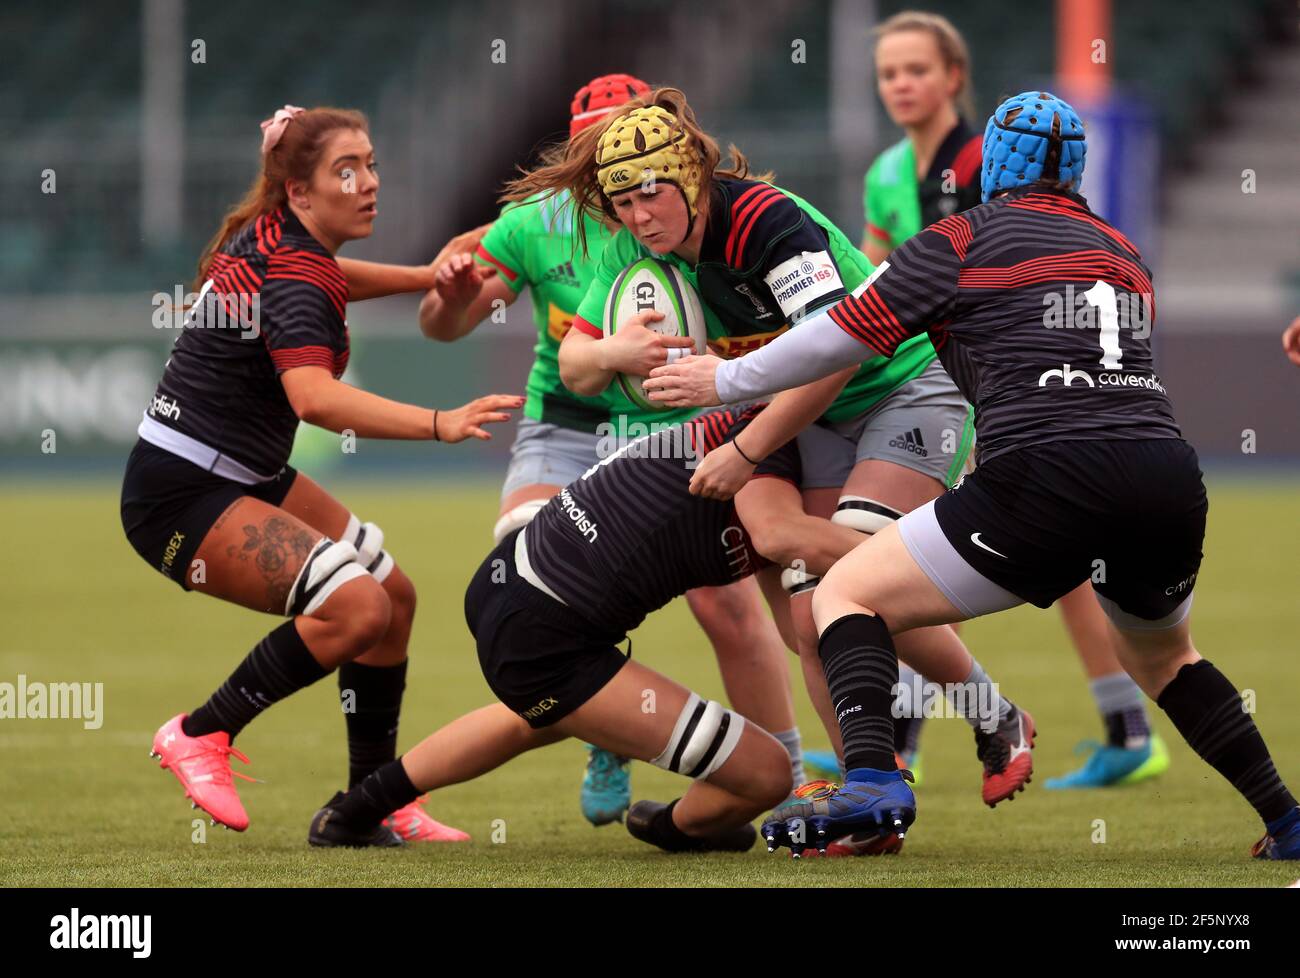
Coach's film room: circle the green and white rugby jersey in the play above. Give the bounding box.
[574,178,935,424]
[863,121,983,252]
[476,191,696,432]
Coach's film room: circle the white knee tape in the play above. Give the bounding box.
[650,693,746,780]
[781,565,821,595]
[285,538,369,617]
[344,515,395,584]
[833,496,904,535]
[493,498,550,545]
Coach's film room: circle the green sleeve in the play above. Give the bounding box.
[863,158,889,247]
[475,200,531,294]
[862,166,873,229]
[575,228,638,327]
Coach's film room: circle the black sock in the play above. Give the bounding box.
[818,614,898,773]
[334,757,420,827]
[651,799,699,852]
[894,715,925,756]
[184,621,329,740]
[1157,660,1297,823]
[338,660,408,789]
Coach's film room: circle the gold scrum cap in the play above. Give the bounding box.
[595,106,703,216]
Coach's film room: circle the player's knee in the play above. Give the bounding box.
[750,736,794,808]
[685,586,748,634]
[742,522,791,570]
[383,564,417,629]
[833,496,901,535]
[493,499,549,544]
[343,515,397,584]
[329,576,392,655]
[651,693,746,780]
[809,579,840,630]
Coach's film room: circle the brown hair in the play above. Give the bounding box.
[194,107,369,289]
[502,87,769,255]
[873,11,975,122]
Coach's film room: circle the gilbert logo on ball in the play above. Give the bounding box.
[603,257,707,411]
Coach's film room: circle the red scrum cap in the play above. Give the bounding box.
[570,73,651,138]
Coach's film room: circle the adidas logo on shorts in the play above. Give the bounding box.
[889,427,928,457]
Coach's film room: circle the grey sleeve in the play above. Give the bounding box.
[714,308,878,404]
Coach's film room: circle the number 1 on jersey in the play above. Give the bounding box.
[1082,280,1122,369]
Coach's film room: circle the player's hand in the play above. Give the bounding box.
[599,313,695,376]
[1283,316,1300,367]
[436,394,524,443]
[427,223,492,285]
[435,253,497,307]
[689,441,756,500]
[643,354,724,408]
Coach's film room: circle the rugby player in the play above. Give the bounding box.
[646,92,1300,860]
[122,105,520,839]
[417,75,806,828]
[505,87,1036,817]
[802,10,1170,791]
[308,403,1031,852]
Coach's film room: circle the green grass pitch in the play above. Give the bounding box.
[1,477,1297,887]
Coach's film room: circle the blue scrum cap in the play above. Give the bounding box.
[981,91,1086,202]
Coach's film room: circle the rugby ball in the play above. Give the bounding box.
[603,257,707,411]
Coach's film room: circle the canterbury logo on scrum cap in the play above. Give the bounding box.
[596,106,702,213]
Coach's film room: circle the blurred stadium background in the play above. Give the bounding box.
[2,0,1299,886]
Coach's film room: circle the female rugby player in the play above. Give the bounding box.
[648,92,1300,861]
[504,87,1036,812]
[417,75,806,827]
[801,9,1170,791]
[122,105,521,837]
[307,403,1028,852]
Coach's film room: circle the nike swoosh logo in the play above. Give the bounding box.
[1009,717,1031,761]
[970,532,1008,559]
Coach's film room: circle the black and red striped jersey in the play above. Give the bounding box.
[828,185,1182,461]
[525,404,799,634]
[691,177,860,352]
[146,207,350,477]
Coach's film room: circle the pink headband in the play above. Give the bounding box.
[260,105,306,155]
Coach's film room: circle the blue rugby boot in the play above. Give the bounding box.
[1252,808,1300,860]
[761,768,915,858]
[804,749,922,786]
[1045,735,1169,790]
[581,746,630,826]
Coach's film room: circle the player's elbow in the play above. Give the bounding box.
[561,368,605,398]
[281,371,334,427]
[558,348,606,397]
[417,293,452,341]
[291,394,329,427]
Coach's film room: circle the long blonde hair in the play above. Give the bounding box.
[503,87,769,254]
